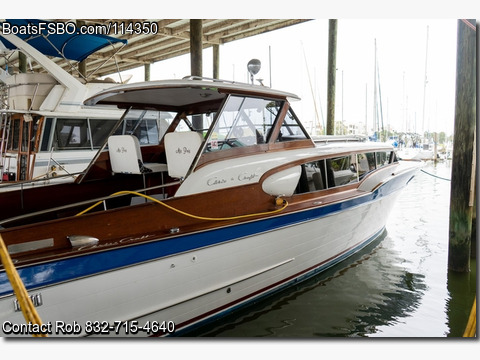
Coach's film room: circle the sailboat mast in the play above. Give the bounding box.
[422,25,429,139]
[373,39,377,139]
[365,83,368,136]
[377,59,385,141]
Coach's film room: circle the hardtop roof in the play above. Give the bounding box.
[84,77,301,111]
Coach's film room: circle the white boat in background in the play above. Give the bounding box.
[0,20,162,191]
[397,147,421,160]
[0,77,421,336]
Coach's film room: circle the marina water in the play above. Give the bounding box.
[190,160,476,337]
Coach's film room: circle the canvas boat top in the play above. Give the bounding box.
[0,19,127,63]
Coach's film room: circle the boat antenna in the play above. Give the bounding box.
[247,59,261,84]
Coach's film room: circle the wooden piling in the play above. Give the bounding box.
[144,63,151,81]
[326,19,337,135]
[213,44,220,79]
[190,19,204,130]
[190,19,203,77]
[448,19,476,272]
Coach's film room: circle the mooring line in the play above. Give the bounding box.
[420,169,451,181]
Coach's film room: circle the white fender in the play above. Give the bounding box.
[262,166,301,197]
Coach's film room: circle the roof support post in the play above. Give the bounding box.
[213,44,220,79]
[190,19,204,131]
[144,63,151,81]
[326,19,337,135]
[190,19,203,77]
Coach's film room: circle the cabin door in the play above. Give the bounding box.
[2,114,43,181]
[0,112,11,181]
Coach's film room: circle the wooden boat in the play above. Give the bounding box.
[0,77,420,336]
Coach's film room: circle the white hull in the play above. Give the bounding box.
[0,190,398,337]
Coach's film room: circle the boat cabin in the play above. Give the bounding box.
[77,78,398,212]
[80,78,315,194]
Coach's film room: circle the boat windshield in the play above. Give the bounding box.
[204,95,308,152]
[205,96,278,151]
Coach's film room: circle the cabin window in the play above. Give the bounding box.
[89,119,118,147]
[40,117,53,151]
[114,110,170,145]
[8,118,20,151]
[205,96,282,152]
[40,110,173,152]
[357,152,376,178]
[376,151,391,167]
[20,120,30,152]
[329,155,358,186]
[54,119,90,150]
[294,150,395,195]
[294,155,358,194]
[6,117,34,152]
[184,113,215,133]
[276,107,309,142]
[51,118,119,150]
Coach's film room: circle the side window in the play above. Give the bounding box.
[182,113,215,133]
[53,119,90,150]
[53,118,122,150]
[276,108,309,142]
[329,155,358,186]
[294,155,358,195]
[375,151,390,167]
[40,117,53,151]
[115,110,170,145]
[357,152,376,178]
[8,118,20,151]
[89,119,118,148]
[295,160,325,193]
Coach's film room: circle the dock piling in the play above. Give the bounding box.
[448,19,476,273]
[326,19,337,135]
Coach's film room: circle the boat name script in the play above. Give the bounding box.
[115,147,127,153]
[75,234,155,251]
[175,147,191,154]
[206,171,260,187]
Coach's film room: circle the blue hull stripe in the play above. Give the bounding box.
[0,174,410,297]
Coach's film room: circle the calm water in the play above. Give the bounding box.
[189,161,476,338]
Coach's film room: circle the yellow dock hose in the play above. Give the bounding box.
[0,234,47,337]
[463,297,476,337]
[76,190,288,220]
